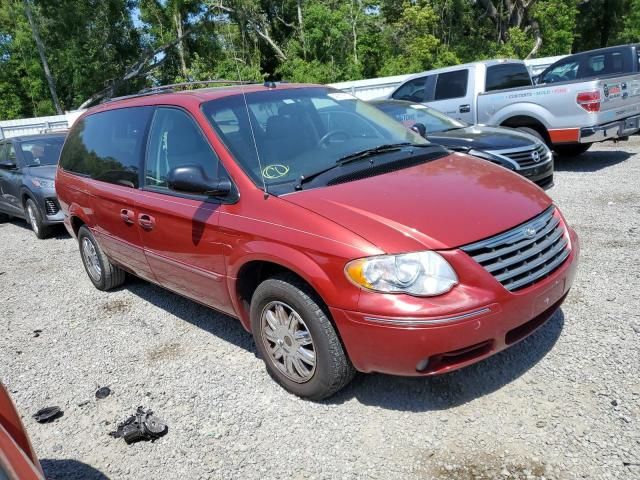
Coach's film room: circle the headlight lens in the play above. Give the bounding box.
[345,251,458,296]
[31,178,54,189]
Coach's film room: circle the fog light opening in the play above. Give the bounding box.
[416,358,430,372]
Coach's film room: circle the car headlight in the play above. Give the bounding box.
[31,178,54,189]
[345,251,458,296]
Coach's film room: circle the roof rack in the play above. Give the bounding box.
[103,79,257,105]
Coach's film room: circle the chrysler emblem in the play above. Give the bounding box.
[523,227,537,238]
[531,150,541,163]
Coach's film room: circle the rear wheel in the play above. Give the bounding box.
[25,198,51,239]
[554,143,592,157]
[0,212,9,223]
[250,273,355,400]
[77,225,126,291]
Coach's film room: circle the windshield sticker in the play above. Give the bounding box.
[410,104,428,109]
[262,164,290,179]
[327,92,356,101]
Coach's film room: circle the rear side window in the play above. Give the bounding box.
[392,77,429,102]
[485,64,532,91]
[59,107,152,188]
[581,51,625,77]
[434,70,469,100]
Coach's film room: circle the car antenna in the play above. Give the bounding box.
[222,16,269,198]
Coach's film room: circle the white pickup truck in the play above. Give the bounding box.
[389,46,640,156]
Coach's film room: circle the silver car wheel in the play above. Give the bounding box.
[27,204,39,235]
[260,300,316,383]
[81,237,102,282]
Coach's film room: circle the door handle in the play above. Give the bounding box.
[138,213,155,230]
[459,104,471,113]
[120,209,135,224]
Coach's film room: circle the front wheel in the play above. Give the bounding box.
[25,198,51,239]
[77,225,126,291]
[554,143,592,157]
[250,274,355,400]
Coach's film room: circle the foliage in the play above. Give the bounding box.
[0,0,638,119]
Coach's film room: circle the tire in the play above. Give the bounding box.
[25,198,51,239]
[250,273,355,400]
[0,212,9,223]
[516,126,548,145]
[554,143,592,157]
[77,225,126,291]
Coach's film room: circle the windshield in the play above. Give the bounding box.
[20,137,65,166]
[374,102,466,133]
[202,87,428,193]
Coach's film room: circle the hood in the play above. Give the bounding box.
[427,125,537,151]
[25,165,57,181]
[283,153,551,253]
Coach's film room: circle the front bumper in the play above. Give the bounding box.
[519,161,554,189]
[579,114,640,143]
[331,227,579,376]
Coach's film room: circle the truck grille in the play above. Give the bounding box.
[44,198,60,215]
[491,144,550,169]
[461,207,570,291]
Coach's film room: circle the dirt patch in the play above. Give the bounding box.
[425,454,550,480]
[146,342,183,362]
[101,299,131,315]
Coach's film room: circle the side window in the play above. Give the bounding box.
[392,77,429,102]
[434,70,469,100]
[6,144,17,165]
[145,108,221,190]
[59,107,152,188]
[540,60,580,84]
[485,64,532,91]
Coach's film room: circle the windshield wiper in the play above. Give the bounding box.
[295,143,432,190]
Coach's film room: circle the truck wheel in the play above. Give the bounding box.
[554,143,592,157]
[0,212,9,223]
[25,199,51,239]
[250,273,355,400]
[516,127,548,145]
[77,225,126,291]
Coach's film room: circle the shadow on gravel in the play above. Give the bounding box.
[7,218,70,239]
[125,276,256,353]
[326,309,565,412]
[554,149,631,172]
[40,459,109,480]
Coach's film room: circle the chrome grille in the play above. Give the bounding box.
[490,143,550,169]
[461,207,570,291]
[44,198,60,215]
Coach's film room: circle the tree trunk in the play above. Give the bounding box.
[23,0,63,114]
[297,0,306,59]
[174,8,188,78]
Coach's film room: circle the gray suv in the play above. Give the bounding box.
[0,133,66,238]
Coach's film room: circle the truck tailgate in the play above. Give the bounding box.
[595,74,640,123]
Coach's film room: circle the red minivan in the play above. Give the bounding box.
[56,83,579,399]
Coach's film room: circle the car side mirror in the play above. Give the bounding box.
[0,161,17,170]
[167,166,231,197]
[411,123,427,138]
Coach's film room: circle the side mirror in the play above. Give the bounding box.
[411,123,427,138]
[0,161,17,170]
[167,166,231,197]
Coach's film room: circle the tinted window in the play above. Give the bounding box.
[145,108,221,189]
[6,144,17,165]
[581,51,625,77]
[59,107,152,188]
[434,70,469,100]
[485,64,532,91]
[392,77,429,102]
[19,136,65,166]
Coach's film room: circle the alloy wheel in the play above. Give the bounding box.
[81,237,102,282]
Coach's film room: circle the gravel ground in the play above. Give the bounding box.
[1,139,639,480]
